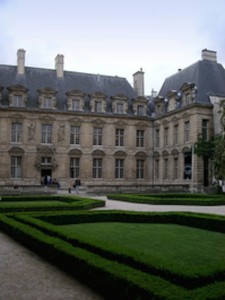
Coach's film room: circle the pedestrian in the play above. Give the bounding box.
[74,177,81,194]
[68,179,73,194]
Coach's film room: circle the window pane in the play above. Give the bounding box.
[184,121,190,143]
[13,95,23,107]
[70,126,80,144]
[11,156,22,178]
[115,159,124,178]
[72,99,80,111]
[70,157,80,178]
[93,128,102,145]
[202,120,208,141]
[11,123,22,143]
[136,130,144,147]
[115,129,124,146]
[136,159,144,178]
[93,158,102,178]
[42,124,52,143]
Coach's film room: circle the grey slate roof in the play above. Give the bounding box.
[158,59,225,104]
[0,65,137,110]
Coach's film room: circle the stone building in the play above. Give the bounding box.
[0,49,224,192]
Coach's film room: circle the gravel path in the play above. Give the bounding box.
[0,193,224,299]
[0,232,103,300]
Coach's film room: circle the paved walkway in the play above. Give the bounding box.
[0,193,224,299]
[89,195,225,215]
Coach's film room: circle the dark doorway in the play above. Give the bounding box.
[41,169,52,185]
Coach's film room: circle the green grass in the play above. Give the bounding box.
[58,222,225,278]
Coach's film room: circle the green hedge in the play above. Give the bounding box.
[0,213,186,300]
[12,211,225,289]
[107,193,225,205]
[0,196,105,213]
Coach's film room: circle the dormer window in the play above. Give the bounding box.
[43,97,52,109]
[111,94,128,115]
[116,102,124,114]
[95,101,102,113]
[153,96,165,116]
[7,85,29,108]
[13,95,23,107]
[37,87,57,109]
[133,96,147,116]
[66,90,85,112]
[72,99,80,111]
[137,105,145,116]
[184,93,191,105]
[89,92,106,113]
[180,82,197,106]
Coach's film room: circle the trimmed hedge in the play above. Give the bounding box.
[107,193,225,205]
[12,211,225,289]
[0,194,224,299]
[0,196,105,213]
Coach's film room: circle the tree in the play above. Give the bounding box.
[213,135,225,180]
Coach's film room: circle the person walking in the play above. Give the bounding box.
[68,179,73,194]
[74,177,81,194]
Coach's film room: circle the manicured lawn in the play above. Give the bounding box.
[59,222,225,278]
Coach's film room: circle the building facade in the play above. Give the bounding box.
[0,49,224,192]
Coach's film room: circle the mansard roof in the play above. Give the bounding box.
[0,64,137,110]
[158,59,225,104]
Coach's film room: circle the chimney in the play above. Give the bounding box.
[201,49,217,62]
[133,68,145,96]
[17,49,26,74]
[55,54,64,78]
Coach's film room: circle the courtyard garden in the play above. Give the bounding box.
[0,194,224,299]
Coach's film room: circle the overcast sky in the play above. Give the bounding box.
[0,0,225,95]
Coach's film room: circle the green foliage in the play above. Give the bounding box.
[107,193,225,205]
[213,135,225,180]
[0,195,105,213]
[195,137,215,159]
[195,133,225,181]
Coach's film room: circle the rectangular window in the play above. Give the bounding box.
[115,128,124,146]
[13,95,23,107]
[95,101,102,113]
[136,159,144,179]
[202,119,209,141]
[42,124,52,144]
[43,97,52,109]
[164,158,168,179]
[70,157,80,178]
[11,123,22,143]
[115,159,124,179]
[93,158,102,178]
[72,99,80,111]
[173,157,178,179]
[11,156,22,178]
[164,127,169,146]
[155,129,160,148]
[137,105,145,116]
[184,121,190,143]
[116,103,124,114]
[136,130,144,147]
[173,124,179,145]
[93,127,102,146]
[70,126,80,145]
[41,157,52,165]
[155,159,159,179]
[185,93,191,105]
